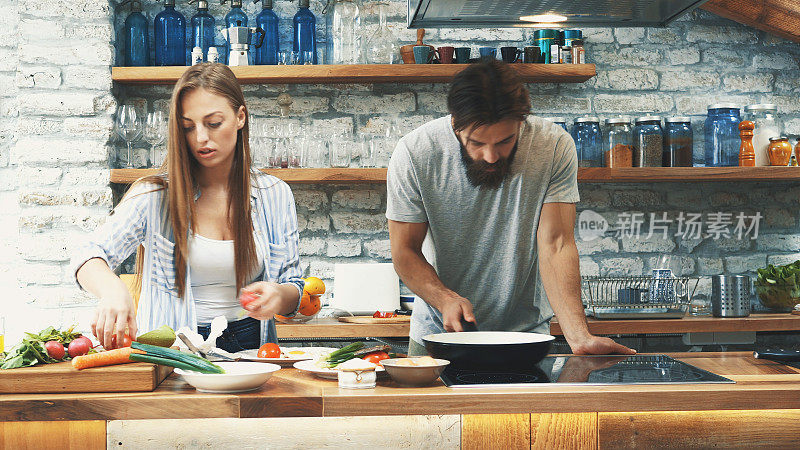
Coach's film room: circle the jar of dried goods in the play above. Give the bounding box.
[634,116,663,167]
[663,117,693,167]
[605,117,633,168]
[768,136,792,166]
[571,117,602,167]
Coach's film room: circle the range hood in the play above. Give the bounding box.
[408,0,711,28]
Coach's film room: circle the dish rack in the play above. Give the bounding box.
[581,276,700,319]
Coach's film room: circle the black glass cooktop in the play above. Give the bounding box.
[440,355,734,388]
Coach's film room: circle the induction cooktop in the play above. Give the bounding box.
[440,355,734,388]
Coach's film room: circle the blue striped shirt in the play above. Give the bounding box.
[70,171,304,344]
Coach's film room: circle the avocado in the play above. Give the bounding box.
[136,325,176,348]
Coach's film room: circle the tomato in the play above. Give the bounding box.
[257,343,281,358]
[372,311,397,319]
[68,336,92,358]
[362,351,390,366]
[108,333,133,350]
[44,340,66,360]
[239,290,259,309]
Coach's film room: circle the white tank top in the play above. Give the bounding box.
[189,233,264,325]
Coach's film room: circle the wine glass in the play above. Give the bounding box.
[144,111,167,168]
[115,105,142,168]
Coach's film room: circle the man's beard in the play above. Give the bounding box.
[459,143,518,189]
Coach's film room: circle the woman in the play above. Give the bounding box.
[71,63,304,352]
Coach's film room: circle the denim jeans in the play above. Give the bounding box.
[197,316,260,352]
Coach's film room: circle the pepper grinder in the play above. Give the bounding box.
[739,120,755,167]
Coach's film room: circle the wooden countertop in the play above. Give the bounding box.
[276,314,800,339]
[2,352,799,421]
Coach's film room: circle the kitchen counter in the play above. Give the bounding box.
[276,314,800,339]
[2,352,799,421]
[3,352,800,449]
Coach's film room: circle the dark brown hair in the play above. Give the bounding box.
[447,59,531,132]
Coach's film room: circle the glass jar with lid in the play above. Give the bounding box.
[663,117,693,167]
[743,104,780,167]
[571,117,602,167]
[604,117,633,168]
[633,116,663,167]
[768,136,792,166]
[548,117,568,131]
[704,103,741,167]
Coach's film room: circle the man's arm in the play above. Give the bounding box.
[537,202,635,355]
[388,220,476,332]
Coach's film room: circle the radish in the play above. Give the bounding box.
[44,340,66,360]
[68,336,92,358]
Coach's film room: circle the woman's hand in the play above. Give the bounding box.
[241,281,297,321]
[91,281,137,350]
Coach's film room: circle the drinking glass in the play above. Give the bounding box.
[329,132,352,168]
[144,110,167,168]
[358,133,377,168]
[302,50,314,65]
[278,50,292,65]
[115,105,142,168]
[0,315,5,353]
[301,132,327,168]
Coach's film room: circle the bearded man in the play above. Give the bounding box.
[386,59,634,357]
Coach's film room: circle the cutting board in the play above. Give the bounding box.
[0,361,173,394]
[337,315,411,324]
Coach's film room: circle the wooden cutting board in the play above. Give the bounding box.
[337,315,411,324]
[0,361,173,394]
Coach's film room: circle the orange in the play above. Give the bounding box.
[298,294,321,316]
[304,276,326,295]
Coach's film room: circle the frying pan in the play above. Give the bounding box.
[422,331,555,370]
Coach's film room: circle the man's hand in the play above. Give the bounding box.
[440,295,477,332]
[240,281,285,321]
[569,335,636,355]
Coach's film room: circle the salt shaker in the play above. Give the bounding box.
[191,46,203,65]
[207,47,219,63]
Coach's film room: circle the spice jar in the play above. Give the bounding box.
[633,116,663,167]
[571,117,602,167]
[570,39,585,64]
[663,117,693,167]
[743,104,780,167]
[605,117,633,168]
[548,117,568,131]
[705,103,741,167]
[768,136,792,166]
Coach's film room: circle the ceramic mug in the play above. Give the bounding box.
[454,47,471,64]
[478,47,496,59]
[523,46,542,63]
[438,46,455,64]
[413,45,436,64]
[500,47,521,63]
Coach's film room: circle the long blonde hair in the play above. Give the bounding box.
[130,63,258,299]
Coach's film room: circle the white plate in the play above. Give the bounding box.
[236,347,339,366]
[175,361,281,393]
[293,359,386,380]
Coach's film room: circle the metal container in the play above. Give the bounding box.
[711,275,751,317]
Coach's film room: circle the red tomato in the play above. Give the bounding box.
[372,311,397,319]
[68,336,92,358]
[44,340,66,360]
[257,343,281,359]
[362,351,390,365]
[240,290,259,309]
[108,333,133,350]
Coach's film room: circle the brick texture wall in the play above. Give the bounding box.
[3,1,800,342]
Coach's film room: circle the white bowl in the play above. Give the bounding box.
[175,361,281,393]
[381,358,450,387]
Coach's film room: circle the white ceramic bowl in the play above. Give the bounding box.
[381,358,450,387]
[175,361,281,393]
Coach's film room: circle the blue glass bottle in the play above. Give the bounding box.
[572,117,602,167]
[189,0,215,62]
[254,0,279,65]
[122,0,149,66]
[294,0,317,64]
[704,104,741,167]
[154,0,187,66]
[222,0,248,65]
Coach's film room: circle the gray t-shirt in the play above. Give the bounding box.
[386,115,580,343]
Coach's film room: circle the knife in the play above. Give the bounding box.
[753,348,800,362]
[177,333,209,359]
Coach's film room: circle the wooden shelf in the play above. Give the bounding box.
[111,63,597,85]
[110,167,800,185]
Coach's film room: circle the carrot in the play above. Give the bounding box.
[71,347,144,370]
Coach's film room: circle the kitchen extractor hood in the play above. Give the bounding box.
[408,0,711,28]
